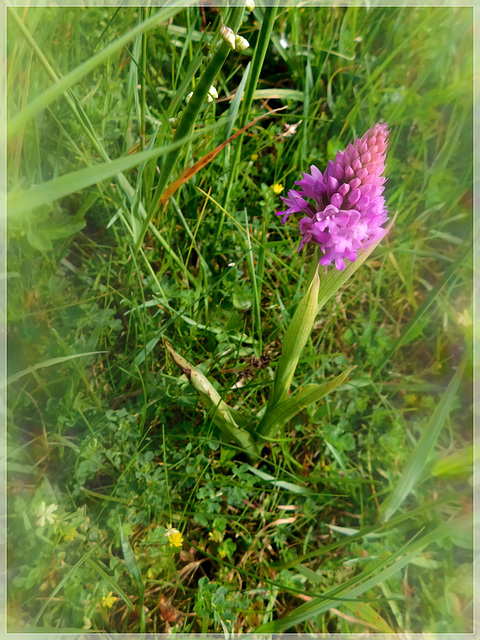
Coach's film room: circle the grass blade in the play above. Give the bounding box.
[6,351,106,386]
[137,6,246,252]
[118,518,145,630]
[33,548,95,626]
[254,515,469,633]
[380,356,467,521]
[375,242,472,375]
[7,5,181,138]
[245,464,313,496]
[157,108,283,208]
[86,557,135,611]
[215,2,279,243]
[8,122,221,217]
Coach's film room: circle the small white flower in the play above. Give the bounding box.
[36,501,58,528]
[169,116,179,127]
[235,35,250,52]
[185,92,193,104]
[246,0,255,10]
[220,24,236,50]
[208,85,218,100]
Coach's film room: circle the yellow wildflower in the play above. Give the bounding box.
[271,183,283,194]
[218,547,227,559]
[251,153,259,161]
[166,528,184,548]
[101,592,117,609]
[208,530,223,543]
[64,527,78,542]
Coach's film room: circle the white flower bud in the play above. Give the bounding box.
[208,86,218,101]
[235,35,250,52]
[220,23,236,50]
[185,92,193,104]
[169,116,179,127]
[246,0,255,10]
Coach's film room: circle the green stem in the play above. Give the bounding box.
[267,249,321,410]
[214,2,279,245]
[134,5,246,254]
[140,8,147,152]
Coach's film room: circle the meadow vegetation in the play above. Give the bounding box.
[6,3,473,634]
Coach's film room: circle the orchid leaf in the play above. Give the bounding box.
[165,342,257,454]
[259,367,355,439]
[269,266,320,408]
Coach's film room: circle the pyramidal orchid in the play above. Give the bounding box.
[276,123,390,270]
[167,124,394,461]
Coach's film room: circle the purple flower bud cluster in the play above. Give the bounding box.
[276,123,390,270]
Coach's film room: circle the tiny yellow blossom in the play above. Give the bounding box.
[251,153,259,161]
[36,501,58,528]
[64,527,78,542]
[101,592,117,609]
[218,547,227,559]
[167,529,184,548]
[271,183,284,194]
[209,530,223,543]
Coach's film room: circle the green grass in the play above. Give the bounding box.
[6,4,473,634]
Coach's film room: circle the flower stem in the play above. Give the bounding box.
[134,5,246,254]
[214,2,279,246]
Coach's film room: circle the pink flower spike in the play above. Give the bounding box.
[275,123,390,270]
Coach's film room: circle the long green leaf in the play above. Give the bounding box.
[85,557,134,611]
[268,216,394,413]
[33,548,95,625]
[259,367,355,438]
[8,122,220,217]
[118,517,145,631]
[6,351,106,387]
[254,516,468,633]
[7,5,181,138]
[381,356,466,521]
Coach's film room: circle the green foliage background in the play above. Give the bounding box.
[6,3,473,634]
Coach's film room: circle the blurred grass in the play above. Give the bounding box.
[6,4,472,635]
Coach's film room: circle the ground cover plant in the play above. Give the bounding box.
[6,2,473,634]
